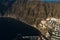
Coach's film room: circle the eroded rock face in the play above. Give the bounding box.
[0,0,60,25]
[0,0,60,40]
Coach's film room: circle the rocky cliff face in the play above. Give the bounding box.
[0,0,60,40]
[4,0,60,25]
[0,0,60,29]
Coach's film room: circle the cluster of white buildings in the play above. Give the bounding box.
[39,17,60,40]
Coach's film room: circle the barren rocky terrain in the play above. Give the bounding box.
[3,0,60,25]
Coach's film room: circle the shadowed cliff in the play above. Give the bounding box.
[0,0,16,16]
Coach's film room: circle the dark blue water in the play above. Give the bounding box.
[0,17,41,40]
